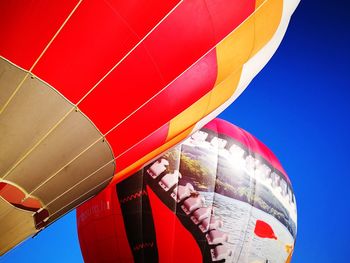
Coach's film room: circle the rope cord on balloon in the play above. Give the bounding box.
[0,108,74,181]
[37,175,112,223]
[75,0,185,105]
[35,159,115,213]
[0,0,83,116]
[0,0,84,180]
[31,117,186,223]
[31,121,168,212]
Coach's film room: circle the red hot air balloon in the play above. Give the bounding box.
[77,118,298,263]
[0,0,299,254]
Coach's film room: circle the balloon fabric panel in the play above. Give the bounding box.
[77,185,134,262]
[0,0,80,69]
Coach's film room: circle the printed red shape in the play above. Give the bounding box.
[254,220,277,240]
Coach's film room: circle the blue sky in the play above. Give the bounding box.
[2,1,349,262]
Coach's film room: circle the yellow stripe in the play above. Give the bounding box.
[214,0,283,86]
[255,0,266,8]
[251,0,283,56]
[166,0,283,139]
[166,94,211,141]
[112,125,195,184]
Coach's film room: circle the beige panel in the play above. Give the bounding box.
[0,70,73,177]
[0,58,27,109]
[7,110,103,192]
[0,197,37,255]
[33,140,114,204]
[46,163,114,222]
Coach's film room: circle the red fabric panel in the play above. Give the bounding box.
[205,0,256,42]
[143,0,215,83]
[77,186,133,263]
[78,44,165,133]
[110,123,169,173]
[106,0,181,37]
[33,0,138,103]
[110,188,135,262]
[204,119,289,181]
[147,186,202,263]
[0,0,79,70]
[104,50,217,163]
[32,0,181,103]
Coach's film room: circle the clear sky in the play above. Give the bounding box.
[1,0,349,262]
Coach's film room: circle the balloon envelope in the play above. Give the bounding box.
[0,0,299,254]
[77,118,297,263]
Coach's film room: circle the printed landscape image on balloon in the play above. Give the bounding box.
[77,119,297,263]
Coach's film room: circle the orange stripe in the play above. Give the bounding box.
[212,0,283,92]
[251,0,283,56]
[165,94,211,141]
[255,0,266,8]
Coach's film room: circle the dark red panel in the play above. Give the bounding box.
[33,0,181,103]
[105,0,181,37]
[0,0,79,70]
[104,50,217,163]
[143,0,216,82]
[205,0,256,42]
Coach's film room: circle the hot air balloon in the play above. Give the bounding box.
[0,0,299,254]
[77,118,297,263]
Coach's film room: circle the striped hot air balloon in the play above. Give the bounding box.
[77,118,297,263]
[0,0,299,254]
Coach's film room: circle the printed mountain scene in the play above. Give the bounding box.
[160,141,297,239]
